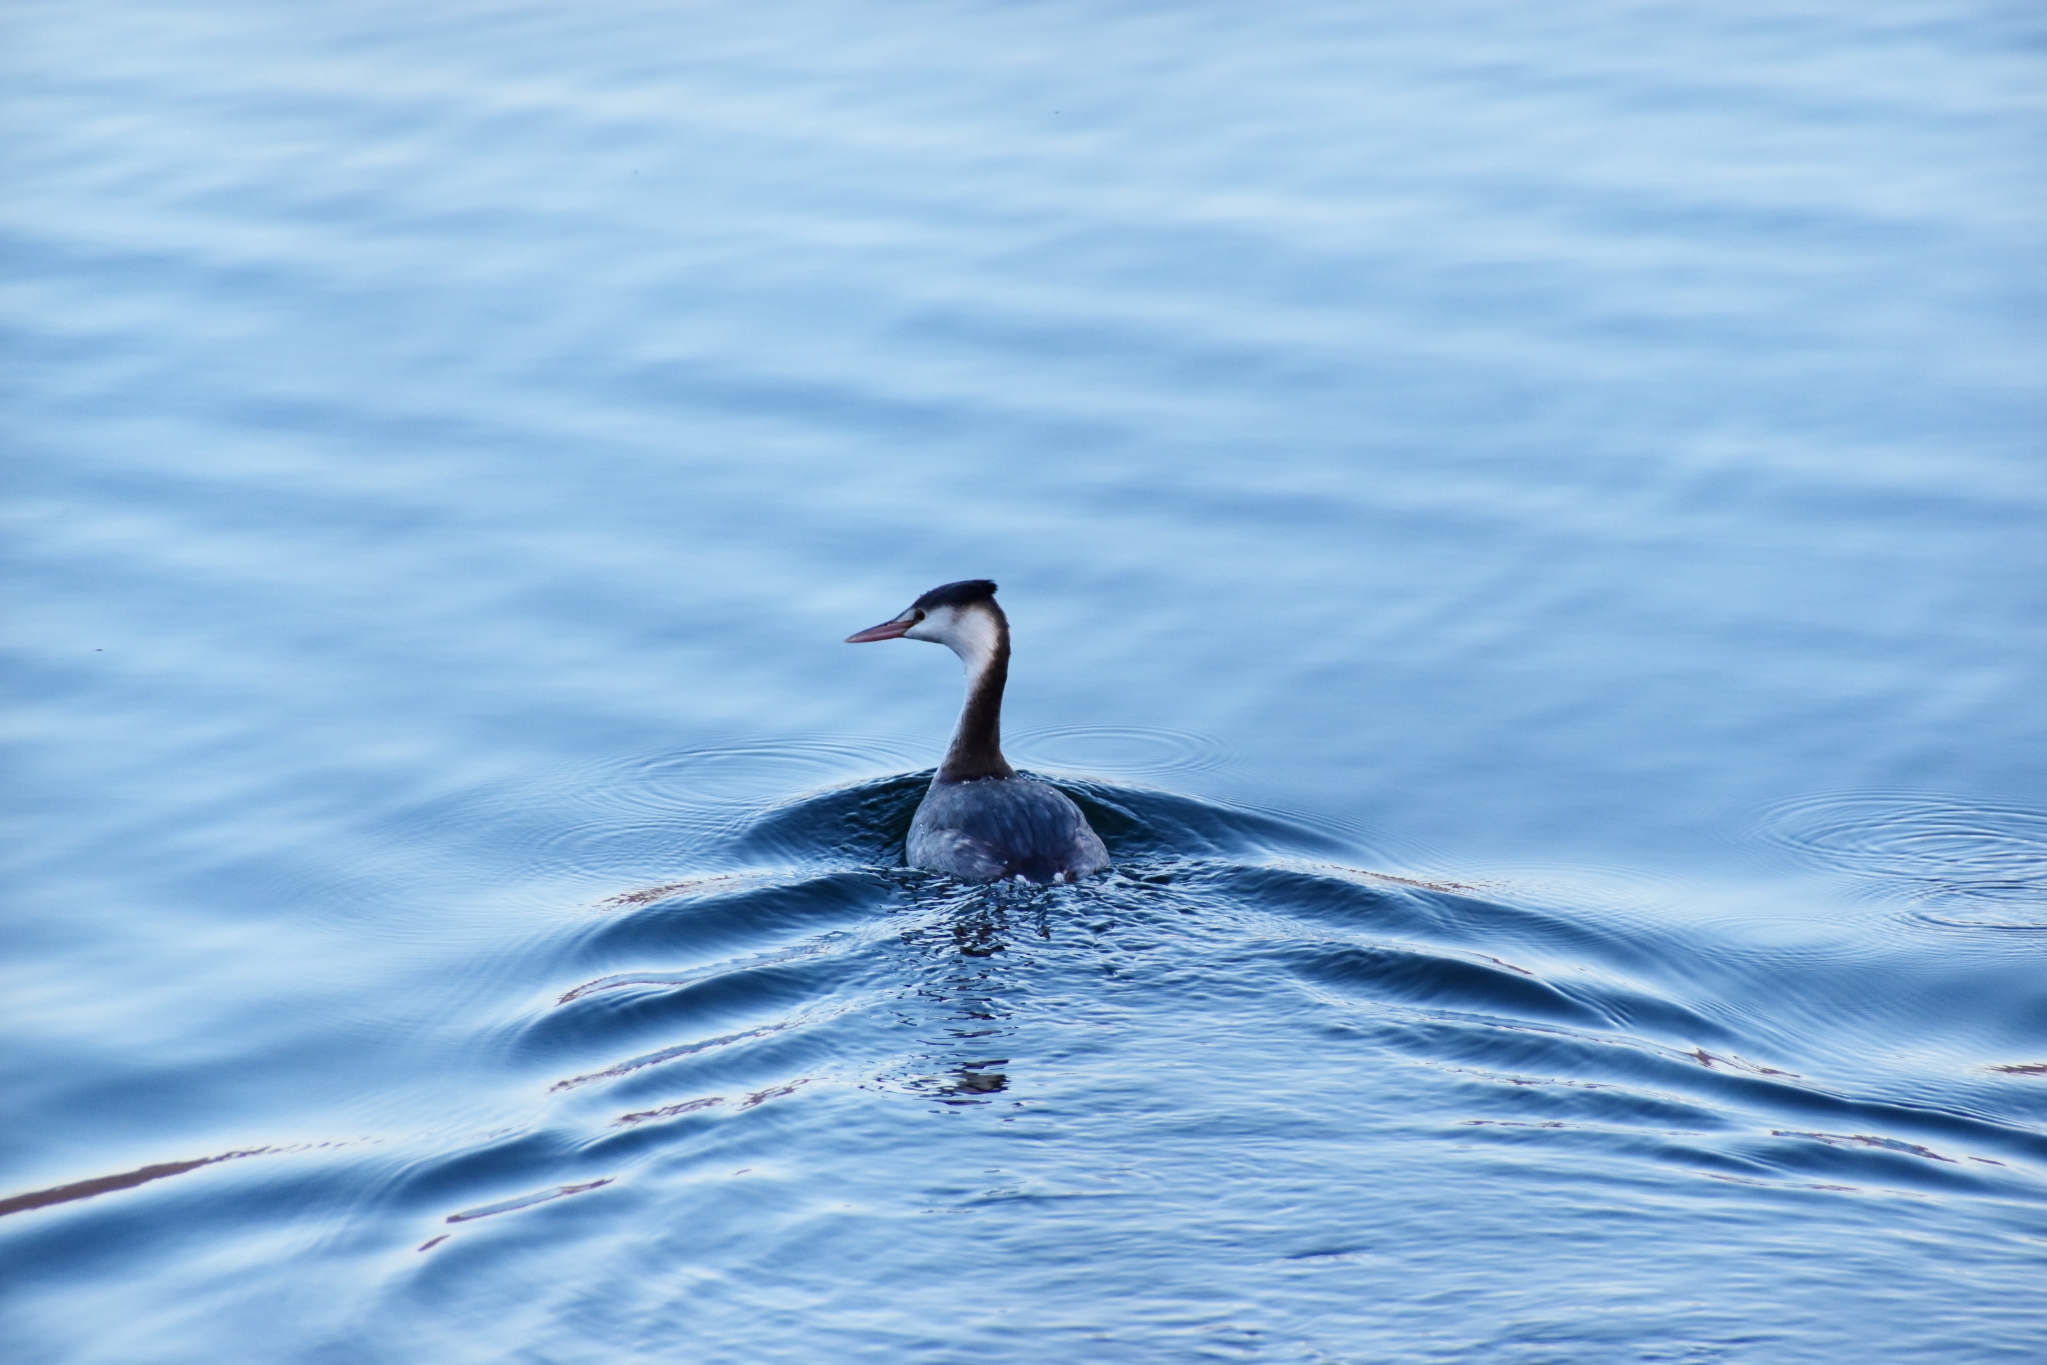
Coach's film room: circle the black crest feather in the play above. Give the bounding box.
[911,579,999,610]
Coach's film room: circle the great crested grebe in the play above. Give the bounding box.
[847,580,1109,883]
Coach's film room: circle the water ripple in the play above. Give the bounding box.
[1005,724,1234,777]
[1758,792,2047,926]
[14,770,2043,1362]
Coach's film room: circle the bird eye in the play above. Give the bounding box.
[912,610,926,622]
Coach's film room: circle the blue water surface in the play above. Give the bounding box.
[4,1,2045,1361]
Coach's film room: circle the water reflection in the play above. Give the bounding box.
[935,1061,1011,1103]
[0,1148,273,1219]
[890,887,1053,1108]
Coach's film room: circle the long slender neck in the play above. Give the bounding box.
[937,604,1013,782]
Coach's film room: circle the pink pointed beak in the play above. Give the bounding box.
[845,616,913,643]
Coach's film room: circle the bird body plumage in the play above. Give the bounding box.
[908,772,1109,883]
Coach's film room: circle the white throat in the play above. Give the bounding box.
[910,604,1002,681]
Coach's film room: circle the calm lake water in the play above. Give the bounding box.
[5,1,2045,1360]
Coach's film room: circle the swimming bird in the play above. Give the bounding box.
[847,580,1109,883]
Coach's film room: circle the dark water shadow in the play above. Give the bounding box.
[726,768,1358,873]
